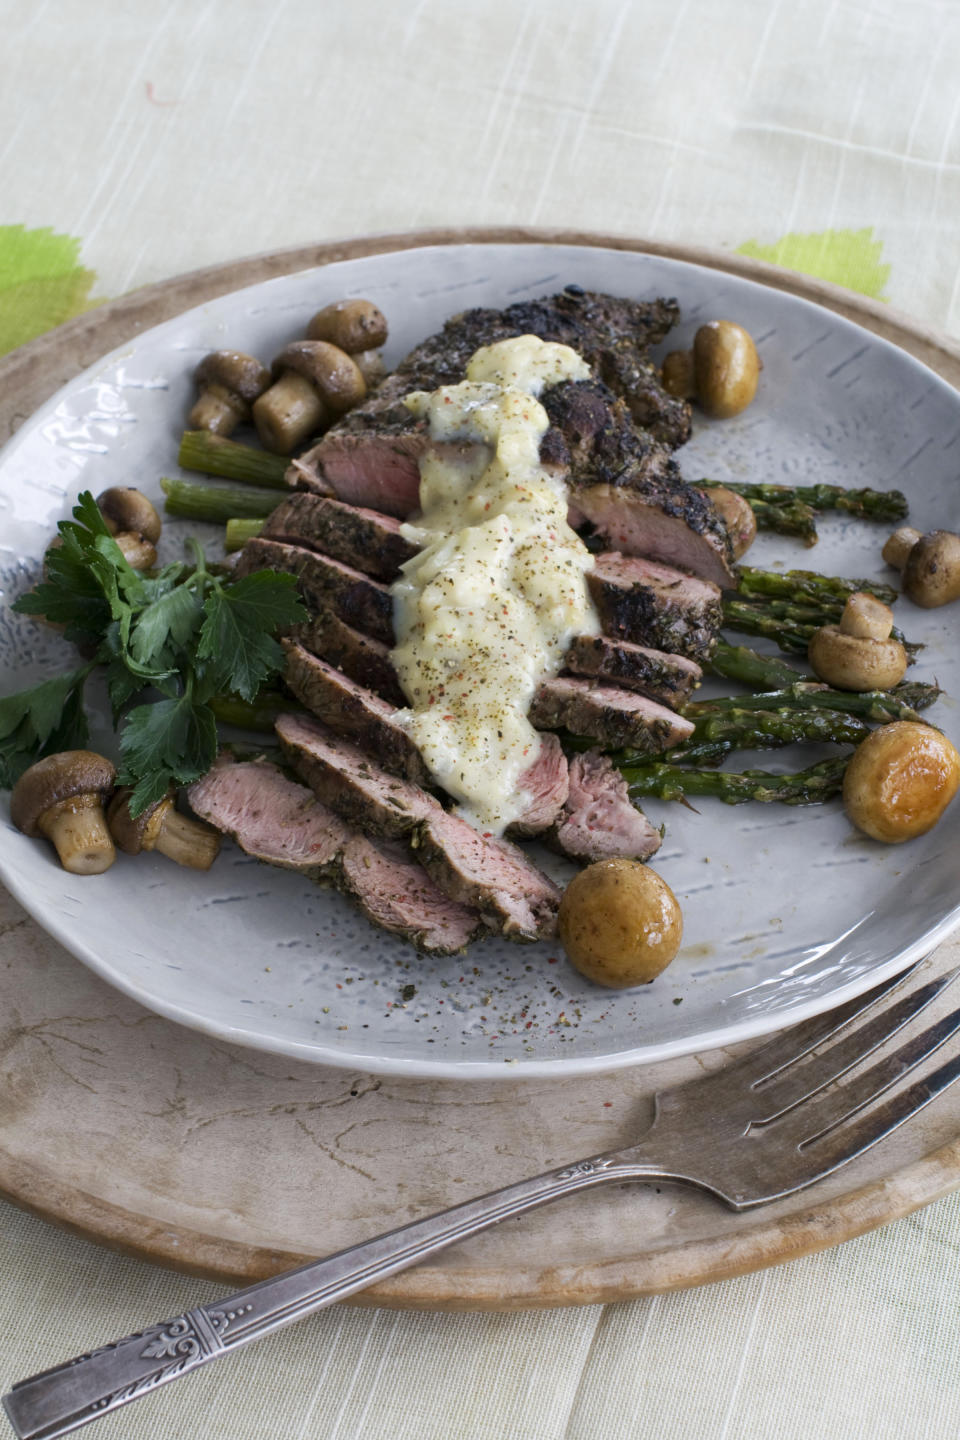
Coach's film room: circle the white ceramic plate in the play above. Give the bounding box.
[1,243,958,1079]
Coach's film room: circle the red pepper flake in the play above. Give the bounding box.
[603,1101,613,1108]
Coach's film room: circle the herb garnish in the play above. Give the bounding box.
[0,491,304,811]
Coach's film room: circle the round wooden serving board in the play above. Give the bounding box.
[2,229,960,1309]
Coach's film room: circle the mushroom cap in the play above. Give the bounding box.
[271,340,366,413]
[306,299,389,352]
[96,487,163,545]
[808,625,907,691]
[902,530,960,608]
[106,786,169,855]
[11,751,117,836]
[194,350,271,403]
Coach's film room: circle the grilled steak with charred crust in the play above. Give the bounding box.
[276,713,561,941]
[587,552,722,663]
[262,491,419,581]
[288,292,737,585]
[530,677,694,753]
[563,634,702,706]
[237,536,395,645]
[340,835,485,953]
[282,640,432,786]
[292,612,406,707]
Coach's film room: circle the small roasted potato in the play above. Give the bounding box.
[843,722,960,844]
[557,858,683,988]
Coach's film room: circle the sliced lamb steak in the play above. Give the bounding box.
[587,552,721,663]
[237,535,395,645]
[186,753,349,877]
[262,491,419,581]
[530,677,694,753]
[563,634,702,707]
[550,751,662,863]
[411,809,561,941]
[277,713,433,838]
[292,611,406,707]
[339,835,484,954]
[507,733,569,838]
[187,755,479,954]
[277,713,561,940]
[282,640,430,786]
[541,380,735,588]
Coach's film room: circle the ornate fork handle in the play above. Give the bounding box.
[4,1150,663,1440]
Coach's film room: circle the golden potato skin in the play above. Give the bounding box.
[557,859,683,988]
[843,722,960,843]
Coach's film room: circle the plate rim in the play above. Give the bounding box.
[2,228,959,1081]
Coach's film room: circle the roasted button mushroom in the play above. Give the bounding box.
[96,486,162,570]
[107,786,221,869]
[808,592,907,691]
[253,341,367,455]
[557,858,683,988]
[189,350,272,437]
[843,721,960,843]
[662,321,761,419]
[306,299,388,354]
[11,751,117,874]
[884,526,960,608]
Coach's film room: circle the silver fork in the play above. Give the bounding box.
[7,959,960,1440]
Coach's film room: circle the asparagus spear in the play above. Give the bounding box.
[720,597,920,659]
[622,755,849,806]
[746,497,819,545]
[209,689,303,732]
[708,641,811,689]
[225,518,266,552]
[703,478,908,521]
[736,566,899,607]
[683,681,939,724]
[178,430,290,489]
[161,477,283,524]
[668,707,871,766]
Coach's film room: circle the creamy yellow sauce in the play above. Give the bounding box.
[390,335,600,835]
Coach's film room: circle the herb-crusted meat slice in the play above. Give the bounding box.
[543,380,735,587]
[340,835,484,954]
[261,492,420,580]
[277,713,561,940]
[186,754,350,876]
[277,713,433,837]
[530,677,694,753]
[237,536,395,644]
[412,809,561,941]
[290,288,691,512]
[282,640,429,786]
[563,634,702,707]
[550,751,662,863]
[292,612,406,707]
[587,552,722,663]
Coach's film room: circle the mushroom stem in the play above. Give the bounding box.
[113,533,158,570]
[37,794,116,875]
[188,384,247,437]
[253,373,329,454]
[882,527,923,571]
[152,807,222,869]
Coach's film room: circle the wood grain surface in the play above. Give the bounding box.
[2,230,960,1309]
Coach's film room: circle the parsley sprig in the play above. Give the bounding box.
[1,492,304,812]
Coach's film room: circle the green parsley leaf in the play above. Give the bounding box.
[0,666,93,787]
[196,571,304,702]
[117,691,219,816]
